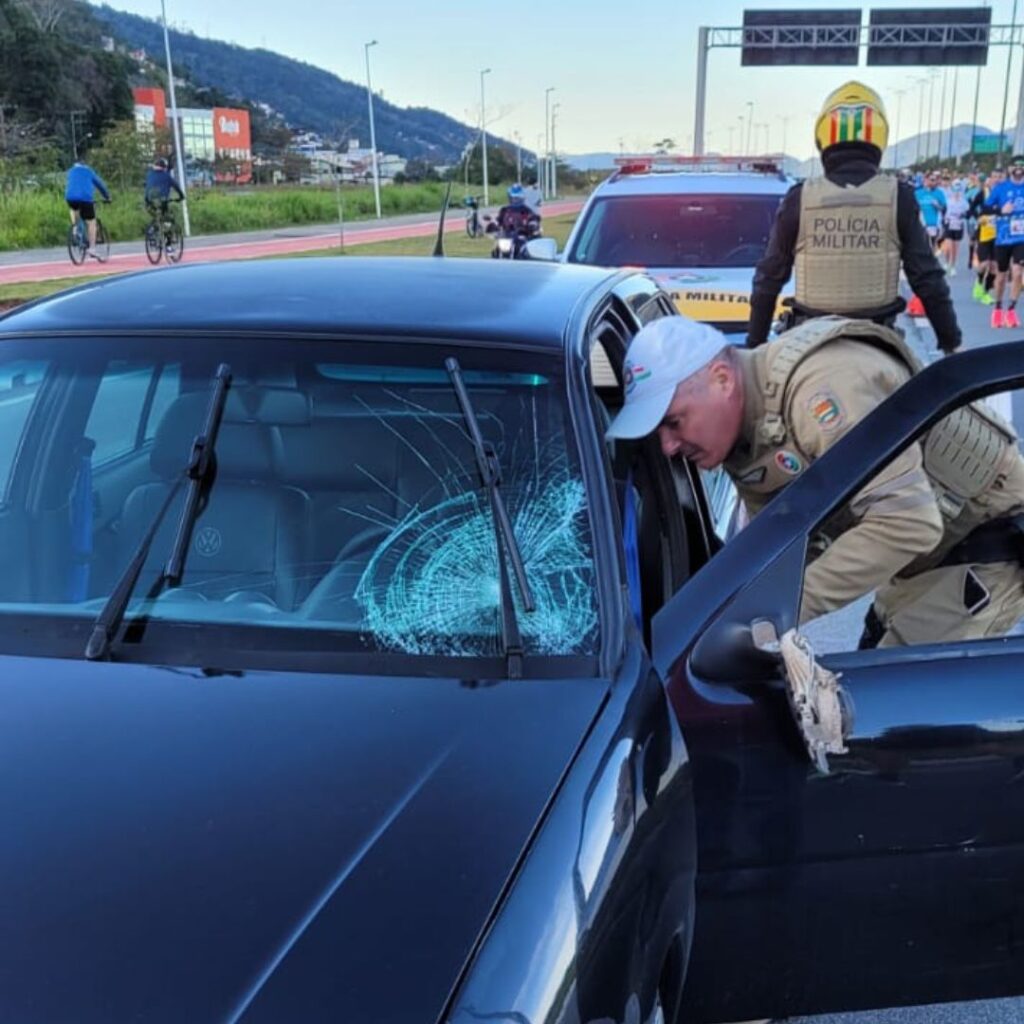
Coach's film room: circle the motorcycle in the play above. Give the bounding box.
[483,211,543,260]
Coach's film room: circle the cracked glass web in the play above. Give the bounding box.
[335,385,599,657]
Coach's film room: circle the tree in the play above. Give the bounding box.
[15,0,69,33]
[88,118,150,191]
[653,138,677,155]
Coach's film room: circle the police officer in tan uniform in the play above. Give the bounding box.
[748,82,962,356]
[607,315,1024,647]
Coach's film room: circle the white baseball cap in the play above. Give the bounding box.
[605,316,730,440]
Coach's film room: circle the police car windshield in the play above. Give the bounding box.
[568,193,782,269]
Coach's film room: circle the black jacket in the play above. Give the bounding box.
[748,143,961,353]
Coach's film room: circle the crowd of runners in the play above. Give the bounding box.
[905,159,1024,329]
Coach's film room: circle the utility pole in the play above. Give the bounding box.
[514,131,521,181]
[160,0,190,236]
[364,40,381,219]
[480,67,491,206]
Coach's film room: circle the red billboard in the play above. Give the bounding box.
[132,86,167,126]
[213,108,251,156]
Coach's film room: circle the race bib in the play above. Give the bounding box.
[1011,216,1024,237]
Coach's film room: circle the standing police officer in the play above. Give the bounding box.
[747,82,962,355]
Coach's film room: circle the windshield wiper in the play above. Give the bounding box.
[445,357,535,679]
[84,363,232,661]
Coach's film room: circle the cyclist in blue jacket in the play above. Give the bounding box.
[64,160,111,256]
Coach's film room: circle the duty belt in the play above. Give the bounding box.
[776,297,905,333]
[938,514,1024,568]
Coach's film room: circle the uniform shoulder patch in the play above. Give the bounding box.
[808,391,845,432]
[775,450,803,475]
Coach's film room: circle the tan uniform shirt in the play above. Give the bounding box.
[727,341,945,622]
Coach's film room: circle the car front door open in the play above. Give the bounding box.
[652,344,1024,1022]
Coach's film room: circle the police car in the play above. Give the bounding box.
[563,154,793,333]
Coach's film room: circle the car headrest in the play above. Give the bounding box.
[150,388,309,480]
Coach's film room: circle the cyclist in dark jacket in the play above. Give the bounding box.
[144,158,184,219]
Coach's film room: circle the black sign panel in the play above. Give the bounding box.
[867,7,991,66]
[742,9,861,67]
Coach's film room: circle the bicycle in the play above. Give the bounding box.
[67,208,110,266]
[143,199,185,265]
[464,195,485,239]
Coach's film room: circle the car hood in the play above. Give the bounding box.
[650,266,793,325]
[0,656,606,1023]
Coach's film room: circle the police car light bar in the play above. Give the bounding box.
[613,154,786,176]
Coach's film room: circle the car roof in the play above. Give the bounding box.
[591,171,792,198]
[0,257,626,350]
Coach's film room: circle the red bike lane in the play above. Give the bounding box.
[0,200,584,287]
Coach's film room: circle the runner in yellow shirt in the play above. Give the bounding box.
[969,170,1000,305]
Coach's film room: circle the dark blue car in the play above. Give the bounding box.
[0,258,1023,1023]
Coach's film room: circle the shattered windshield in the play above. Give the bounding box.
[0,336,599,665]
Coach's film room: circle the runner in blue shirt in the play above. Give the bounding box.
[914,171,946,257]
[64,160,111,257]
[983,155,1024,328]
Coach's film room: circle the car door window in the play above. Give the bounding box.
[85,361,158,465]
[143,363,181,443]
[789,387,1024,656]
[0,361,46,499]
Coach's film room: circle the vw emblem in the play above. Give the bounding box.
[194,526,222,557]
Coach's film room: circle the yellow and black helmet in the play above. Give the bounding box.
[814,81,889,154]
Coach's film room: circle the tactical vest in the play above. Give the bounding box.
[727,318,1020,567]
[794,175,901,315]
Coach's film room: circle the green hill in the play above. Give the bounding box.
[91,4,501,163]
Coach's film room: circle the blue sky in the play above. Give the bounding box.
[98,0,1021,158]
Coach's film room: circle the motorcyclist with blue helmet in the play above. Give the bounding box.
[494,183,541,240]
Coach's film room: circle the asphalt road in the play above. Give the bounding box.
[789,259,1024,1024]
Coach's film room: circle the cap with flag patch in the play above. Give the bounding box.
[606,316,730,440]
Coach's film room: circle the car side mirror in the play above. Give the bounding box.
[522,238,558,262]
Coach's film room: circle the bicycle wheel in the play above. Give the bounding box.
[465,213,475,238]
[164,223,184,264]
[144,223,163,265]
[93,220,110,263]
[67,223,86,266]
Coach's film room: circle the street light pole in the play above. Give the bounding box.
[160,0,190,236]
[364,40,382,220]
[892,89,905,168]
[480,68,491,207]
[514,131,521,181]
[926,68,937,161]
[551,102,560,199]
[1001,0,1020,158]
[544,86,555,199]
[745,101,754,152]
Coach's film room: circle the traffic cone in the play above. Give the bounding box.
[907,294,925,317]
